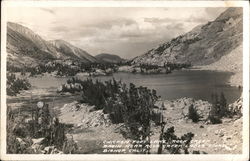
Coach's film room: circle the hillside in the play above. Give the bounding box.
[7,22,57,67]
[198,44,243,86]
[7,22,97,67]
[95,53,124,63]
[132,8,243,66]
[50,40,98,63]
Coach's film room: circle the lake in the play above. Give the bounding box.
[29,70,242,104]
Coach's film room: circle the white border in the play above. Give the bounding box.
[242,2,249,158]
[1,1,249,161]
[1,0,248,7]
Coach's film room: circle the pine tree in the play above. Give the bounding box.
[219,92,227,117]
[188,104,200,123]
[208,93,222,124]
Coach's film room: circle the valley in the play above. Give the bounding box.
[5,7,244,155]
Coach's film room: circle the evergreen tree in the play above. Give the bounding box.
[219,92,227,117]
[188,104,200,123]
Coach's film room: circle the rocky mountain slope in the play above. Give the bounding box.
[198,44,243,86]
[132,8,243,66]
[95,53,124,63]
[50,40,98,63]
[7,22,97,67]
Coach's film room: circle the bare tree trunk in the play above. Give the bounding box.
[158,102,165,154]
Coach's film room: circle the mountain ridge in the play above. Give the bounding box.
[7,22,98,67]
[132,7,243,66]
[49,39,98,63]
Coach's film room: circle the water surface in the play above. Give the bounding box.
[29,70,242,104]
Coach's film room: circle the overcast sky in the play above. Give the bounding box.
[7,7,227,59]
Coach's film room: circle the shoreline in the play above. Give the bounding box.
[118,65,242,87]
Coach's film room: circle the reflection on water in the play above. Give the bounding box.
[29,70,242,104]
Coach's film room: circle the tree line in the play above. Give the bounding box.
[133,62,191,74]
[7,61,125,77]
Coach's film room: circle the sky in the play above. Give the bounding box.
[7,7,227,59]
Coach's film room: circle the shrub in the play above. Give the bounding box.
[7,73,31,96]
[152,111,162,125]
[208,92,228,124]
[59,77,84,93]
[62,137,78,154]
[72,78,159,124]
[60,77,158,122]
[218,92,228,116]
[7,108,35,154]
[208,115,222,124]
[162,126,194,154]
[132,68,137,73]
[188,104,200,123]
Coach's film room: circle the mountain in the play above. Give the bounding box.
[132,8,243,66]
[7,22,57,67]
[95,53,124,63]
[7,22,97,67]
[199,44,243,86]
[50,40,98,63]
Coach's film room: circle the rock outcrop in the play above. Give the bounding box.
[60,101,112,128]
